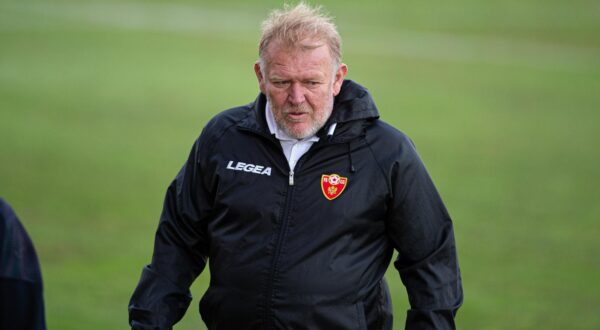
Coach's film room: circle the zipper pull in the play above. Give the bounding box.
[289,170,294,186]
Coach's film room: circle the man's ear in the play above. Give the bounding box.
[332,63,348,96]
[254,62,266,94]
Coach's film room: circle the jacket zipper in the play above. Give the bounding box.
[237,125,350,328]
[264,174,295,329]
[238,127,297,328]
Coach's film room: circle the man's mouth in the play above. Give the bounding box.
[286,112,308,121]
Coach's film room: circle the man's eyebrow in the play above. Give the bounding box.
[268,75,288,81]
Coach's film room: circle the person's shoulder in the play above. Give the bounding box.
[0,198,17,236]
[363,118,426,172]
[202,102,254,134]
[0,199,43,283]
[367,118,414,149]
[189,99,258,154]
[0,198,23,251]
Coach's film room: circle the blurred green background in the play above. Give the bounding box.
[1,0,599,329]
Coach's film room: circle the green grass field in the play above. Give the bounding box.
[1,0,599,328]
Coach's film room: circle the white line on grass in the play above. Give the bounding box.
[2,2,599,73]
[347,29,600,73]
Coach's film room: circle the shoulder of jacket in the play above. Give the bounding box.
[363,119,422,175]
[195,104,254,148]
[204,105,253,134]
[367,119,415,151]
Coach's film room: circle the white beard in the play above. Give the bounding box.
[268,95,334,139]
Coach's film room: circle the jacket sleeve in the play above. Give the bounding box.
[386,136,463,330]
[129,135,215,329]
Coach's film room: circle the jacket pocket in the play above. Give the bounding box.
[199,286,262,329]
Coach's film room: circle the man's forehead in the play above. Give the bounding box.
[267,60,330,80]
[265,39,330,60]
[264,42,332,73]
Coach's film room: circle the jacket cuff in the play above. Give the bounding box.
[129,265,192,329]
[405,308,458,330]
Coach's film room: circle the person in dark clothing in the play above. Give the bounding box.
[0,198,46,330]
[129,3,462,329]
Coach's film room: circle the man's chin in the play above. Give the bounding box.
[283,124,314,140]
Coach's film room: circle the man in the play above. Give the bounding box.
[0,198,46,330]
[129,3,462,329]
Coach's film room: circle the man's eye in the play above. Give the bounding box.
[273,81,289,87]
[307,81,320,86]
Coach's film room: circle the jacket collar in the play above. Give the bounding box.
[329,80,380,124]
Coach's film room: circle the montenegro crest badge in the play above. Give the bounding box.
[321,174,348,200]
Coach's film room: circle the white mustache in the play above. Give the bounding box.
[283,103,313,114]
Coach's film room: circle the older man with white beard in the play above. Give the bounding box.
[129,3,463,329]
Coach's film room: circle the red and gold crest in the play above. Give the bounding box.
[321,174,348,200]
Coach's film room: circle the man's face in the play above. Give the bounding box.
[255,40,347,139]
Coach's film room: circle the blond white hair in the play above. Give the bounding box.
[258,2,342,70]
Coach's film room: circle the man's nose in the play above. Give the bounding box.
[287,83,306,105]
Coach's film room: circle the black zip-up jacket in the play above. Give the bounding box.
[129,80,463,329]
[0,198,46,330]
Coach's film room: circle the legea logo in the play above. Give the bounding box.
[226,160,272,176]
